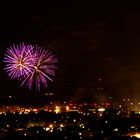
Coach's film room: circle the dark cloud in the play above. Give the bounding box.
[1,3,140,101]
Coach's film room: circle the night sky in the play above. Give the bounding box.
[1,2,140,101]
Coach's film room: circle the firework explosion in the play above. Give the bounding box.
[3,43,57,91]
[3,43,34,79]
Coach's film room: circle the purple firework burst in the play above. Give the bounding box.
[21,46,58,91]
[3,43,35,79]
[4,42,58,91]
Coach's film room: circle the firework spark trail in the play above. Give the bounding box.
[3,43,35,80]
[20,46,58,91]
[3,43,57,91]
[4,43,57,91]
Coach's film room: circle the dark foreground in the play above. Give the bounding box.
[0,109,140,139]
